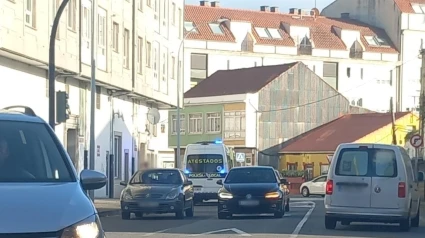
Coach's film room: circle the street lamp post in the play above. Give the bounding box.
[175,19,229,169]
[48,0,70,130]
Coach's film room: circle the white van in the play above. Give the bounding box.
[324,143,424,231]
[183,141,234,203]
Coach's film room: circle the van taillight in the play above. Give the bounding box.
[326,180,333,195]
[398,182,406,198]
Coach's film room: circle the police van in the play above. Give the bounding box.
[183,141,234,203]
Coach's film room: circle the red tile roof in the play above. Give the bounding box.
[394,0,425,13]
[280,112,411,153]
[185,5,398,53]
[184,62,298,98]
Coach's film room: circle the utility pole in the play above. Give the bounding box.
[48,0,70,130]
[88,0,97,200]
[418,49,425,191]
[390,97,397,145]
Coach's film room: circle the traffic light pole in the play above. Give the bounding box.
[48,0,70,130]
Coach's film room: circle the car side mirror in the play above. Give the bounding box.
[120,181,127,186]
[418,171,424,182]
[216,180,223,185]
[80,170,107,190]
[185,181,193,186]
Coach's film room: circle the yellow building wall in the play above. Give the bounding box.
[355,113,418,145]
[280,153,331,177]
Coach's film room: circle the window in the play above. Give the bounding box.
[0,122,74,182]
[178,8,182,38]
[130,170,182,185]
[163,0,167,25]
[360,68,363,79]
[255,27,270,38]
[171,56,176,79]
[172,2,176,25]
[25,0,36,28]
[67,0,76,31]
[323,62,338,89]
[287,163,297,171]
[123,29,130,68]
[98,9,106,56]
[374,150,397,177]
[188,114,203,134]
[138,0,143,11]
[147,0,151,7]
[225,168,277,184]
[146,41,152,67]
[207,113,221,133]
[208,23,224,34]
[52,0,60,39]
[137,37,143,74]
[191,53,208,85]
[350,41,363,59]
[314,176,327,182]
[347,67,351,78]
[82,5,91,49]
[162,49,167,81]
[299,36,312,55]
[96,86,101,109]
[364,36,390,47]
[184,21,196,32]
[242,33,254,52]
[320,164,329,175]
[154,0,159,19]
[153,42,159,80]
[412,4,425,13]
[186,154,224,174]
[267,28,282,39]
[336,150,368,176]
[224,111,246,139]
[171,114,185,134]
[112,22,119,52]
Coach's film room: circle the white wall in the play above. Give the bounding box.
[245,93,259,148]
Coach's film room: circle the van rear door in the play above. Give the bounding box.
[370,145,401,209]
[331,145,372,208]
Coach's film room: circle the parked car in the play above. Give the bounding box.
[0,106,107,236]
[217,166,287,219]
[120,168,194,219]
[300,175,327,197]
[275,169,290,211]
[324,143,424,231]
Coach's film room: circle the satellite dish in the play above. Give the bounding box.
[147,108,160,124]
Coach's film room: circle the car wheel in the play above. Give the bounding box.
[411,204,420,228]
[399,216,411,232]
[325,217,336,230]
[341,221,350,226]
[134,212,143,219]
[185,200,194,217]
[302,187,310,197]
[121,211,131,220]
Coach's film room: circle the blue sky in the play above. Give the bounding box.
[185,0,335,11]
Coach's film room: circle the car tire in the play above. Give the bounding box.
[134,212,143,219]
[399,216,411,232]
[341,221,350,226]
[185,201,194,218]
[325,217,336,230]
[218,212,228,219]
[121,211,131,220]
[301,187,310,197]
[411,204,420,228]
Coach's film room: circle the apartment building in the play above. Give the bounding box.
[183,1,400,112]
[0,0,184,198]
[322,0,425,112]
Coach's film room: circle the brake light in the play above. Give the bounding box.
[326,180,333,195]
[398,182,406,198]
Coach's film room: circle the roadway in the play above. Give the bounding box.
[101,197,425,238]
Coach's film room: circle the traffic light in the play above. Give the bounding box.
[56,91,69,123]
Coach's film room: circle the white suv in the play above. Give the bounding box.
[324,143,424,231]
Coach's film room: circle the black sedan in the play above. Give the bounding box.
[120,169,194,219]
[217,166,287,219]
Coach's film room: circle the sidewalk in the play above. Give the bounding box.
[94,199,120,217]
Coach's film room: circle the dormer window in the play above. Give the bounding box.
[208,23,224,35]
[184,21,197,32]
[254,27,282,39]
[298,36,312,55]
[364,36,390,47]
[350,40,363,59]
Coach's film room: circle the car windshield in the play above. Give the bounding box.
[130,170,182,185]
[186,154,224,173]
[225,168,277,184]
[0,121,74,183]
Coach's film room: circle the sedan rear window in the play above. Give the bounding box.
[225,168,277,184]
[335,148,397,177]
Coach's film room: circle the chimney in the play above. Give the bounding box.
[200,0,210,6]
[289,8,298,14]
[270,6,279,12]
[341,13,350,19]
[260,6,270,12]
[211,1,220,7]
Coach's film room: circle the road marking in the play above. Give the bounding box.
[142,228,170,236]
[191,228,251,236]
[290,197,324,201]
[289,202,315,238]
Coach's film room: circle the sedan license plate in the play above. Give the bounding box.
[194,187,202,192]
[239,200,259,206]
[138,201,158,208]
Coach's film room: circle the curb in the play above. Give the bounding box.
[97,209,121,217]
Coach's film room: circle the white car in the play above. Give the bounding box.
[324,143,424,231]
[300,175,327,197]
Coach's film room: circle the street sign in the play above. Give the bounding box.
[410,134,423,148]
[236,152,245,162]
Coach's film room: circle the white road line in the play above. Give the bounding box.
[142,228,170,236]
[289,202,316,238]
[190,228,251,236]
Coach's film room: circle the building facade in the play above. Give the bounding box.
[0,0,184,198]
[183,2,400,112]
[322,0,424,112]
